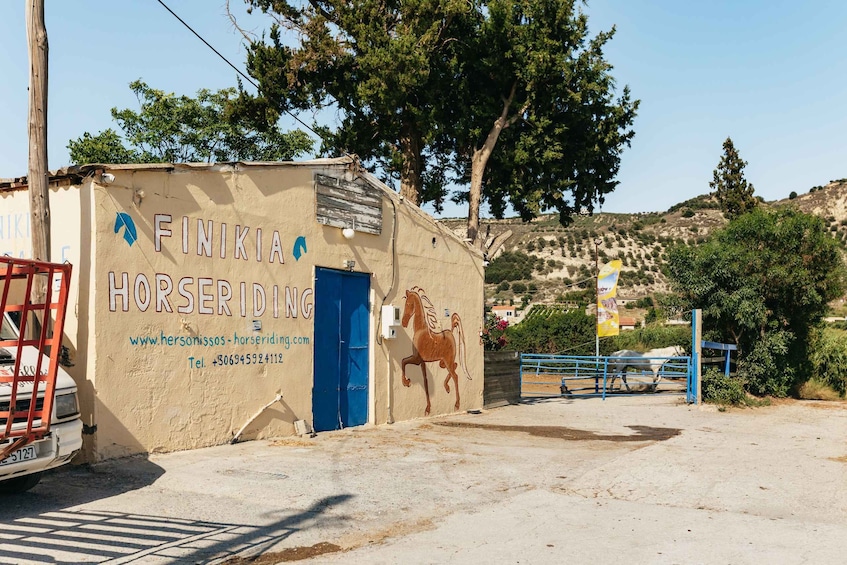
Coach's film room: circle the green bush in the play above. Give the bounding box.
[497,281,510,292]
[808,329,847,396]
[485,251,540,284]
[702,368,748,406]
[506,310,594,354]
[682,208,695,218]
[602,325,689,353]
[511,282,527,294]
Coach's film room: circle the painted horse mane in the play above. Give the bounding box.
[411,286,441,333]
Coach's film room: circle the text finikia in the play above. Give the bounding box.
[108,214,313,319]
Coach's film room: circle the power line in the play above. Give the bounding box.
[153,0,324,142]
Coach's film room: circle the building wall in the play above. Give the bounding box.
[0,184,97,458]
[78,162,483,459]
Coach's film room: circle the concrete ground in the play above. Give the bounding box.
[1,396,846,564]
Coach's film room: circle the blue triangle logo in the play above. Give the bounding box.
[114,212,138,247]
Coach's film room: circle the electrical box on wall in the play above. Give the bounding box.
[381,305,401,339]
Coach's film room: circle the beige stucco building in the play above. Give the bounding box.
[0,158,484,461]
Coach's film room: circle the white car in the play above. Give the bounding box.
[0,314,83,493]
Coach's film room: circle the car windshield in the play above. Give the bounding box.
[0,315,19,341]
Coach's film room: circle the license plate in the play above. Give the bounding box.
[0,445,36,466]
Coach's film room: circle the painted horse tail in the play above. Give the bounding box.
[451,313,472,380]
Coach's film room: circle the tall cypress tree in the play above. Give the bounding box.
[710,137,757,220]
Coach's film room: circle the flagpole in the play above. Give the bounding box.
[594,238,602,357]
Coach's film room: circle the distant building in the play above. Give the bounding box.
[619,316,638,331]
[492,305,516,319]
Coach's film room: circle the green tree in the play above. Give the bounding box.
[68,80,312,165]
[667,208,846,396]
[67,129,140,165]
[449,0,638,243]
[237,0,637,245]
[484,251,537,284]
[236,0,467,207]
[709,137,757,220]
[506,309,594,354]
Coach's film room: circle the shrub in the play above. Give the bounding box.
[506,310,594,354]
[634,296,654,308]
[485,251,538,284]
[497,281,510,292]
[682,208,695,218]
[481,313,508,351]
[788,191,797,200]
[511,282,527,293]
[602,324,689,353]
[797,379,842,401]
[702,368,748,406]
[808,329,847,396]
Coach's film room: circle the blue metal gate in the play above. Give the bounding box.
[313,268,370,432]
[520,353,693,400]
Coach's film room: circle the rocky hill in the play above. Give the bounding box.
[441,178,847,317]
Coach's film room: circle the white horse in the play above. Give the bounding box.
[607,346,685,392]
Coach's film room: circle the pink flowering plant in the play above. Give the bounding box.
[481,312,509,351]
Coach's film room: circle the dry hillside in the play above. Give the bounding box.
[441,178,847,315]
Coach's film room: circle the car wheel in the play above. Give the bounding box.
[0,472,43,494]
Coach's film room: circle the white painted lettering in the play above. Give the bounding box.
[240,282,247,317]
[134,274,151,312]
[234,225,249,260]
[178,277,195,314]
[155,273,174,313]
[301,288,314,319]
[154,214,172,252]
[182,216,189,254]
[217,280,233,316]
[256,228,262,262]
[285,287,298,318]
[269,231,284,264]
[253,283,266,317]
[219,223,227,259]
[109,272,129,312]
[198,278,214,315]
[197,219,213,257]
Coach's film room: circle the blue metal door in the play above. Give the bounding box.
[313,268,370,432]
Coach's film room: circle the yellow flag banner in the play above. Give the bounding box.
[597,259,622,338]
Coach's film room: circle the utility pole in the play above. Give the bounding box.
[27,0,51,264]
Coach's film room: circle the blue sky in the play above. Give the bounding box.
[1,1,845,218]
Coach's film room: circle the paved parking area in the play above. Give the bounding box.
[2,396,846,564]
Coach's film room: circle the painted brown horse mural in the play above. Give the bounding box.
[401,287,471,415]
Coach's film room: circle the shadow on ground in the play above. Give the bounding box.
[0,458,354,564]
[436,422,682,442]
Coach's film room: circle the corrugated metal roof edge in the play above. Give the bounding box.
[0,157,356,190]
[0,156,482,258]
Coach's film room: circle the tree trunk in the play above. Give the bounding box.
[467,84,518,247]
[399,122,422,205]
[27,0,50,264]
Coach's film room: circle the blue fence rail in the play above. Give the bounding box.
[520,353,692,400]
